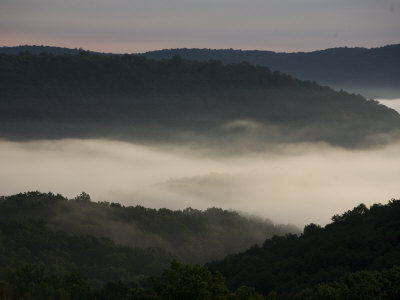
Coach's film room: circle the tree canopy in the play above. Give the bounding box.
[0,52,399,148]
[0,192,295,264]
[208,200,400,298]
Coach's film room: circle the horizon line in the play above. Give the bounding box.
[1,43,399,55]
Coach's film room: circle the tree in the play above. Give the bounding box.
[151,260,231,300]
[73,192,91,202]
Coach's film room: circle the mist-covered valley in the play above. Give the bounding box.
[2,0,400,295]
[1,138,400,228]
[1,49,400,298]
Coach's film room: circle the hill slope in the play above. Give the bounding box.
[2,193,400,299]
[0,45,100,55]
[0,218,173,284]
[2,44,398,98]
[207,199,400,298]
[0,192,296,264]
[144,45,400,98]
[1,52,399,149]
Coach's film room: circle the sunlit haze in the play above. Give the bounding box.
[1,139,399,228]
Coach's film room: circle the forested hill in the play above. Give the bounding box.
[1,193,400,299]
[1,52,399,149]
[0,218,174,285]
[2,44,399,98]
[143,44,400,98]
[207,199,400,299]
[0,51,309,96]
[0,192,296,264]
[0,45,101,55]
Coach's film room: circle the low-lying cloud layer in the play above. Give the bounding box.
[1,138,399,228]
[378,98,400,113]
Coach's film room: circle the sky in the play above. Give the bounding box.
[1,0,399,53]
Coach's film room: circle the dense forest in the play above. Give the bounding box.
[0,218,173,285]
[295,266,400,299]
[143,45,400,98]
[2,44,398,98]
[0,52,399,149]
[0,192,295,264]
[0,262,266,300]
[1,262,399,299]
[207,199,400,299]
[1,193,400,299]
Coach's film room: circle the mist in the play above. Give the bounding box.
[377,98,400,113]
[1,138,399,228]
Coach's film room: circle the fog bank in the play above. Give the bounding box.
[1,139,399,228]
[378,98,400,113]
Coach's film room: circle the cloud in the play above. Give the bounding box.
[221,120,262,131]
[159,172,247,204]
[0,138,399,228]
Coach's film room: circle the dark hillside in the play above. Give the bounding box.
[0,192,296,264]
[0,52,399,149]
[2,44,398,97]
[144,44,400,98]
[207,199,400,299]
[0,218,173,284]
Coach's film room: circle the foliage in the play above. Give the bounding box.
[0,217,173,285]
[1,192,400,298]
[0,51,299,98]
[0,52,398,148]
[295,266,400,300]
[149,260,231,299]
[0,262,264,300]
[0,191,296,264]
[143,45,400,97]
[0,264,91,300]
[2,44,399,95]
[207,200,400,298]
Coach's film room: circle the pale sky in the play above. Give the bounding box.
[1,0,399,53]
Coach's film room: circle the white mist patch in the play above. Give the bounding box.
[0,139,399,228]
[377,98,400,113]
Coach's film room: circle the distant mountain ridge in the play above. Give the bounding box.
[1,44,399,98]
[0,45,103,55]
[143,44,400,99]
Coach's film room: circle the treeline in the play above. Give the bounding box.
[2,44,399,98]
[0,192,296,264]
[0,51,300,98]
[0,45,93,56]
[0,52,399,148]
[207,199,400,299]
[1,263,400,299]
[0,262,266,300]
[296,266,400,300]
[143,45,400,98]
[1,192,400,298]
